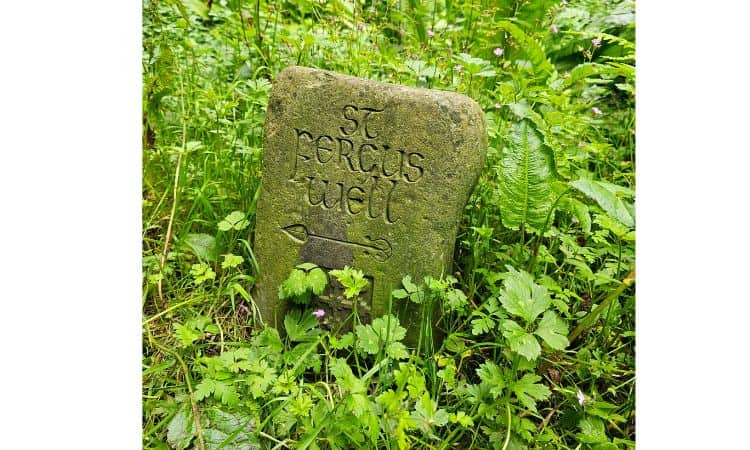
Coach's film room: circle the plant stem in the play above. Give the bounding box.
[568,269,635,343]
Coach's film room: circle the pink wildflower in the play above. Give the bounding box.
[493,47,504,57]
[591,106,603,115]
[577,390,585,406]
[494,103,501,109]
[427,29,434,38]
[551,24,558,33]
[357,23,365,31]
[592,37,602,47]
[312,309,325,318]
[454,64,463,72]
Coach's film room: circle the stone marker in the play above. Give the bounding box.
[254,66,486,340]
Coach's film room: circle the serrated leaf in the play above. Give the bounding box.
[501,320,541,361]
[476,362,505,398]
[355,314,408,359]
[213,380,240,406]
[512,373,551,412]
[577,416,609,444]
[570,178,634,228]
[283,309,320,342]
[499,267,551,323]
[307,268,328,296]
[173,323,203,347]
[194,378,216,401]
[471,316,495,335]
[499,119,556,231]
[534,311,569,350]
[183,233,219,262]
[221,253,244,269]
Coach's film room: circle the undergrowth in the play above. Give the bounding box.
[143,1,635,449]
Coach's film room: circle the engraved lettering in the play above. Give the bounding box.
[337,137,356,171]
[306,176,325,206]
[360,107,385,139]
[316,135,334,164]
[346,186,365,215]
[381,144,404,178]
[358,143,378,173]
[340,105,359,136]
[404,152,425,183]
[292,128,314,180]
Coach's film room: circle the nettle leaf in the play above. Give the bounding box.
[534,311,569,350]
[203,408,259,450]
[166,403,195,450]
[499,119,556,231]
[173,323,203,347]
[283,309,320,343]
[511,373,551,412]
[499,267,551,323]
[570,178,634,228]
[355,314,409,359]
[501,320,541,361]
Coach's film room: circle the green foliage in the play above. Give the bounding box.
[499,119,556,232]
[355,314,409,360]
[143,0,635,447]
[329,265,369,299]
[278,263,328,305]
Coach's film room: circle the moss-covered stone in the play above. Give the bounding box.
[254,66,486,343]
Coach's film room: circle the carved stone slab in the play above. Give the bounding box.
[254,66,486,338]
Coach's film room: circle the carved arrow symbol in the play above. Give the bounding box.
[280,224,392,262]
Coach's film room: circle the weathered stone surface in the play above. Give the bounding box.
[254,66,486,340]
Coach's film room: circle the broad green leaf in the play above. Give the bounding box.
[499,267,551,323]
[307,267,328,295]
[577,416,609,444]
[501,320,541,361]
[173,323,202,347]
[330,266,368,298]
[183,233,218,262]
[283,310,320,342]
[499,119,556,231]
[570,178,634,228]
[511,373,551,412]
[221,253,244,269]
[534,311,569,350]
[166,403,195,450]
[203,408,258,450]
[411,392,449,433]
[218,211,249,231]
[355,314,408,359]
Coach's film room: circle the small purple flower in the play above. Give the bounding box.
[576,390,585,406]
[550,24,558,33]
[591,106,603,115]
[493,47,504,57]
[454,64,463,72]
[592,37,602,48]
[357,23,365,31]
[312,309,325,318]
[427,29,434,38]
[494,103,501,109]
